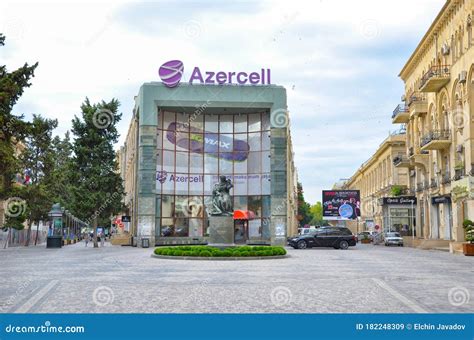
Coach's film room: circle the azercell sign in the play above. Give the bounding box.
[158,60,271,88]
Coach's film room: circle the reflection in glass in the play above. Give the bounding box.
[220,115,233,133]
[234,114,247,133]
[249,113,261,132]
[205,115,218,132]
[248,195,262,217]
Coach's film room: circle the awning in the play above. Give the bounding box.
[233,210,256,220]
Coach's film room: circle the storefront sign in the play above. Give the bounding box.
[431,195,452,204]
[322,190,360,220]
[159,60,271,88]
[382,197,417,205]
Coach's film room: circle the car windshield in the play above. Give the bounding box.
[386,232,401,237]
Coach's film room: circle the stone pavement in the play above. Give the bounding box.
[0,241,472,313]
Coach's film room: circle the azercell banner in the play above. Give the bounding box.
[158,60,271,88]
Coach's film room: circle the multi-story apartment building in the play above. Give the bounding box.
[393,0,474,250]
[341,132,411,235]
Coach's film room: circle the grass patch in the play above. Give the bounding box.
[154,245,286,257]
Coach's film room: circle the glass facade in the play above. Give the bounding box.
[156,110,271,239]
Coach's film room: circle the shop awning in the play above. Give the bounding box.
[233,210,256,220]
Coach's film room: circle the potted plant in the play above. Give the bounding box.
[361,234,371,244]
[462,219,474,256]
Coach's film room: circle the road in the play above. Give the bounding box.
[0,241,472,313]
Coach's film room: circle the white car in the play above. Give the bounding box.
[384,232,404,246]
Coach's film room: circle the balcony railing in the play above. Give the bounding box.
[423,180,430,190]
[407,92,427,107]
[419,65,450,92]
[392,104,408,118]
[453,169,464,181]
[393,155,407,166]
[441,172,451,184]
[430,178,438,188]
[408,147,414,157]
[420,130,451,148]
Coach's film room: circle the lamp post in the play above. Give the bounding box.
[47,203,64,248]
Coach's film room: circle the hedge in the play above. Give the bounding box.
[154,245,286,257]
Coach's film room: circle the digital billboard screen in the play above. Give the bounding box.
[322,190,360,220]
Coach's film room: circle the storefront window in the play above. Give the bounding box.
[156,111,271,238]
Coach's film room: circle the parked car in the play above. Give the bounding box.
[384,232,404,246]
[288,227,357,250]
[357,231,377,243]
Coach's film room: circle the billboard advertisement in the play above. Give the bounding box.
[322,190,360,220]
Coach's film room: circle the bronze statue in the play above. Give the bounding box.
[210,176,233,216]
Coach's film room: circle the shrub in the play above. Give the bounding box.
[199,250,212,257]
[264,250,273,256]
[174,250,183,256]
[240,251,250,257]
[232,251,241,257]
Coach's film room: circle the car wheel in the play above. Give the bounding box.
[339,240,349,250]
[297,240,307,249]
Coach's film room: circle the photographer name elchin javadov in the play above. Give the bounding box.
[414,323,466,331]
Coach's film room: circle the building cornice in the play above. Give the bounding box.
[399,0,453,81]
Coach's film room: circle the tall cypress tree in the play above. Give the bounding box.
[0,33,38,199]
[20,114,58,245]
[69,98,124,247]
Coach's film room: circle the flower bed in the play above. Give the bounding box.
[154,245,286,258]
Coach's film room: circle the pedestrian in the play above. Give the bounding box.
[85,233,89,247]
[100,232,105,247]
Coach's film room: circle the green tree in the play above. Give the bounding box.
[69,98,124,247]
[297,182,312,227]
[20,114,58,245]
[46,132,73,207]
[0,33,38,199]
[309,202,329,226]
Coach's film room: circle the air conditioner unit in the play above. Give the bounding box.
[401,95,406,102]
[459,71,467,84]
[456,144,464,153]
[441,43,450,55]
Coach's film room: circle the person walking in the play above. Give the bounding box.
[85,233,89,247]
[100,232,105,247]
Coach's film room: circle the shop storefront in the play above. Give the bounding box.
[121,81,296,247]
[381,197,416,236]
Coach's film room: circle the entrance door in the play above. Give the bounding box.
[431,204,440,239]
[444,203,452,240]
[234,220,248,244]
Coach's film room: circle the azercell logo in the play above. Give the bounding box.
[158,60,271,87]
[158,60,184,88]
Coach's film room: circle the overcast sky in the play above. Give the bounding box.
[1,0,445,204]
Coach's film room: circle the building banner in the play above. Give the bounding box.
[322,190,360,220]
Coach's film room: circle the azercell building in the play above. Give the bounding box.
[118,73,298,247]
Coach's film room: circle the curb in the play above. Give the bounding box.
[151,254,288,261]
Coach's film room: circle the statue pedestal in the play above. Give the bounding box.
[208,216,234,246]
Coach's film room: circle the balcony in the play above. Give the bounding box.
[419,65,450,92]
[441,172,451,185]
[420,130,451,151]
[393,154,411,168]
[392,104,409,124]
[430,178,438,189]
[407,92,428,117]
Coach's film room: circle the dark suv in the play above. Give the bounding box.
[288,227,356,250]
